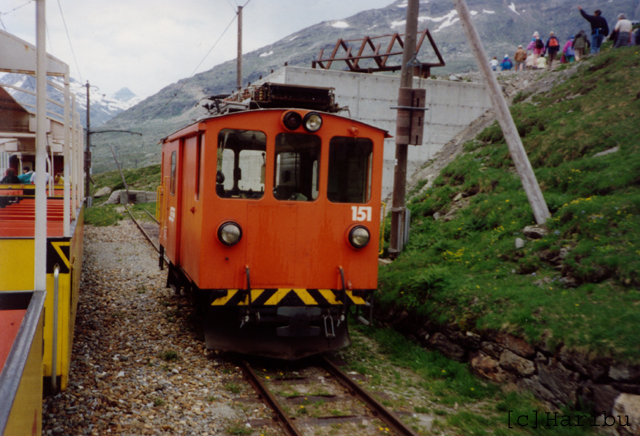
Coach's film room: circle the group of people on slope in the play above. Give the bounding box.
[578,7,638,49]
[490,7,637,73]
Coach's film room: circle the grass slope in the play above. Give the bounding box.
[84,164,161,226]
[378,46,640,362]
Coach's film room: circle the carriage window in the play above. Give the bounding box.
[273,133,320,202]
[170,151,177,195]
[327,137,373,203]
[216,129,266,199]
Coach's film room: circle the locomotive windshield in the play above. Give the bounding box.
[327,137,373,203]
[216,129,266,199]
[273,133,320,202]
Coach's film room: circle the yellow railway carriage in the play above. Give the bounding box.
[0,207,84,391]
[0,291,45,436]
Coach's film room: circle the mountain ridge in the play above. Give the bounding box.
[90,0,639,173]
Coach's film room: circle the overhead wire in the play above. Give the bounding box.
[56,0,83,83]
[144,8,240,122]
[0,0,34,32]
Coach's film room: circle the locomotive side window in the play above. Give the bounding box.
[327,137,373,203]
[170,151,177,195]
[273,133,320,202]
[216,129,266,199]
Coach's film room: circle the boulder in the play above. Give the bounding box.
[499,349,535,377]
[495,333,535,358]
[94,186,112,198]
[470,351,515,383]
[427,332,466,361]
[537,358,581,406]
[613,393,640,436]
[523,225,548,239]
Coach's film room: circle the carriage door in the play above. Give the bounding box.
[179,135,202,272]
[163,140,182,263]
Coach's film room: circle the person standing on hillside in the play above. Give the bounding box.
[573,30,589,60]
[501,54,513,71]
[490,56,499,71]
[563,36,576,62]
[514,45,527,71]
[545,31,561,68]
[578,6,609,54]
[613,14,632,47]
[527,31,545,66]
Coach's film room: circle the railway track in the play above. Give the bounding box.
[237,355,421,436]
[124,205,167,267]
[127,206,422,436]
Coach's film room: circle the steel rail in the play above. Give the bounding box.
[125,205,168,266]
[237,359,304,436]
[143,208,160,224]
[319,355,421,436]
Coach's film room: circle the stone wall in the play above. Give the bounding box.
[103,190,157,205]
[377,308,640,435]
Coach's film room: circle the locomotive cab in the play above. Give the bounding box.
[159,87,387,359]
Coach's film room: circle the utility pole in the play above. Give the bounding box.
[453,0,550,224]
[85,80,91,206]
[237,5,243,90]
[388,0,420,259]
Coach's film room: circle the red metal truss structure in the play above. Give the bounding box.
[312,29,445,78]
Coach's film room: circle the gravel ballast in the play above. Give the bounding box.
[42,221,270,435]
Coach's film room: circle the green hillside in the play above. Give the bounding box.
[378,46,640,362]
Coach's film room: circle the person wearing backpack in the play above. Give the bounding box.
[578,6,609,54]
[573,30,588,60]
[563,36,576,62]
[527,31,545,66]
[514,45,527,71]
[545,31,561,68]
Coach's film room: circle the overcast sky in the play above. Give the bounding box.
[1,0,397,99]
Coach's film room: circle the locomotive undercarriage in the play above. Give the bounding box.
[165,262,371,360]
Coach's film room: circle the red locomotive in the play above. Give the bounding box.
[158,84,387,359]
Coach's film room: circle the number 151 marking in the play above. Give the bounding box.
[351,206,372,222]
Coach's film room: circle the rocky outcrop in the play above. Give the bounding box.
[378,308,640,424]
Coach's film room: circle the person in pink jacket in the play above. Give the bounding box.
[562,36,576,62]
[526,31,545,65]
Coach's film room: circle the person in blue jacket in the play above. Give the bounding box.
[578,6,609,54]
[500,55,513,71]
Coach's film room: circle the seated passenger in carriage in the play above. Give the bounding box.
[1,168,21,184]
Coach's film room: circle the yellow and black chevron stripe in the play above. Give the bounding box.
[211,289,371,306]
[46,238,71,274]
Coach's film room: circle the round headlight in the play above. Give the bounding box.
[349,226,370,249]
[218,222,242,246]
[282,111,302,131]
[302,112,323,132]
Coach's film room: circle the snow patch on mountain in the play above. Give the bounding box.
[0,73,140,128]
[331,21,349,28]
